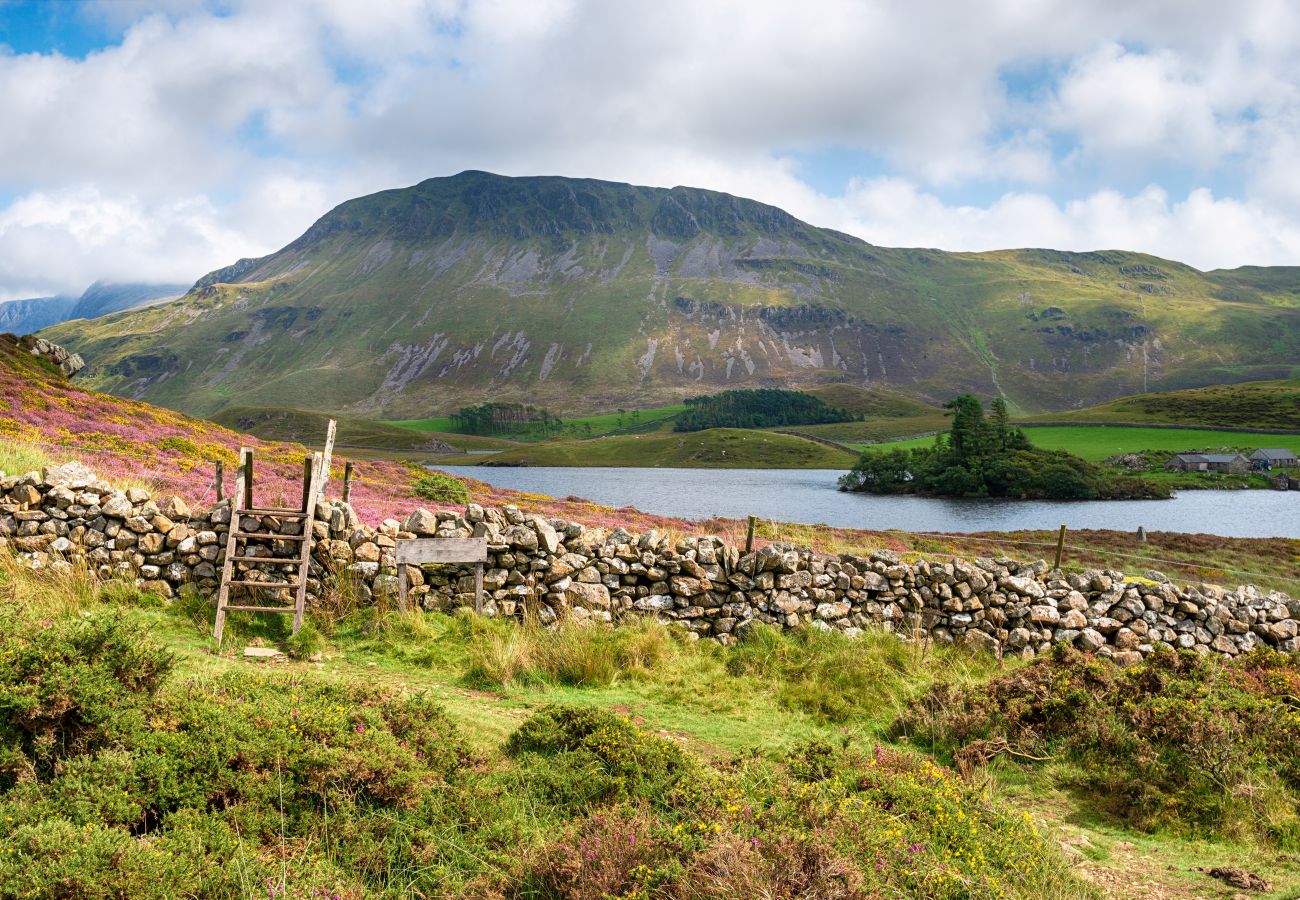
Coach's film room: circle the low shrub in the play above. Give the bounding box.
[899,644,1300,848]
[412,471,470,503]
[506,705,696,810]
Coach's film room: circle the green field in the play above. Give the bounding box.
[854,424,1300,462]
[468,426,858,468]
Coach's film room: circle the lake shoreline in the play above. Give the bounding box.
[436,464,1300,539]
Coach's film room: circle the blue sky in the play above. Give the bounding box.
[2,0,1300,298]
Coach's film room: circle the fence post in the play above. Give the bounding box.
[242,449,254,511]
[745,515,757,553]
[1053,524,1067,569]
[214,460,224,502]
[342,461,354,503]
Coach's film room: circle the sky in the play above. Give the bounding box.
[3,0,1300,299]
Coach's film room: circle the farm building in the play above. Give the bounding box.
[1166,452,1250,474]
[1249,448,1299,469]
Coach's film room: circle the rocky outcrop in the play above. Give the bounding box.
[2,463,1296,662]
[17,335,84,377]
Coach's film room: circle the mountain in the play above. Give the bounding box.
[0,295,76,333]
[41,170,1300,418]
[0,282,187,336]
[67,281,190,321]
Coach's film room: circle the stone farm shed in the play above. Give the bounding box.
[1250,448,1299,469]
[1166,452,1250,474]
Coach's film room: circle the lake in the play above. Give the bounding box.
[437,466,1300,539]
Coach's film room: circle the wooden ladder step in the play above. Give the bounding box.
[231,531,307,541]
[226,579,299,589]
[244,507,311,518]
[227,555,302,564]
[223,604,299,614]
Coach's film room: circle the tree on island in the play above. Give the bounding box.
[839,394,1167,501]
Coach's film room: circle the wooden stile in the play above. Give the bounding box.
[214,447,321,644]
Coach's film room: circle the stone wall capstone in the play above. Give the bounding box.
[3,462,1297,662]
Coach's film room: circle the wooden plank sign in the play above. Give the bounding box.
[396,537,489,614]
[396,537,488,565]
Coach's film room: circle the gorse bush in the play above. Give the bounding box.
[899,644,1300,849]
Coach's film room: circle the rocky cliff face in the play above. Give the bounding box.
[4,462,1295,662]
[42,171,1300,417]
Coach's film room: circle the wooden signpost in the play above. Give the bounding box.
[396,537,488,613]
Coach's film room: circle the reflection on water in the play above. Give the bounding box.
[436,466,1300,538]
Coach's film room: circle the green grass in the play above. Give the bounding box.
[470,427,859,468]
[855,424,1300,462]
[0,436,51,475]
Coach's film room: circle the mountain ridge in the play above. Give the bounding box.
[42,170,1300,418]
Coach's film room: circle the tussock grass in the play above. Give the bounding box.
[462,614,680,689]
[0,549,163,618]
[0,438,50,477]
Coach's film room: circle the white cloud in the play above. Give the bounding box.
[2,0,1300,297]
[833,179,1300,270]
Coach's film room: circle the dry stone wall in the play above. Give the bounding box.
[4,462,1298,662]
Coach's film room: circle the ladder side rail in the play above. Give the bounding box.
[292,452,322,634]
[214,447,253,644]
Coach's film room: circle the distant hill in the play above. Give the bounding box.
[209,406,456,452]
[67,281,189,321]
[42,170,1300,418]
[0,295,76,333]
[1030,378,1300,431]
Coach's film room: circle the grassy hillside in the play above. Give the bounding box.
[210,405,457,450]
[4,556,1300,897]
[468,427,859,468]
[1029,378,1300,430]
[42,171,1300,420]
[805,383,943,418]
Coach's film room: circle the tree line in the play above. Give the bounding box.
[452,402,564,436]
[674,388,855,432]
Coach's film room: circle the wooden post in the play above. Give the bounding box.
[397,564,409,613]
[317,418,337,502]
[300,455,314,512]
[214,460,225,502]
[342,461,354,503]
[745,515,757,553]
[474,562,484,614]
[1053,524,1067,569]
[242,449,254,511]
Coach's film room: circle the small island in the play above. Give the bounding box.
[839,395,1170,500]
